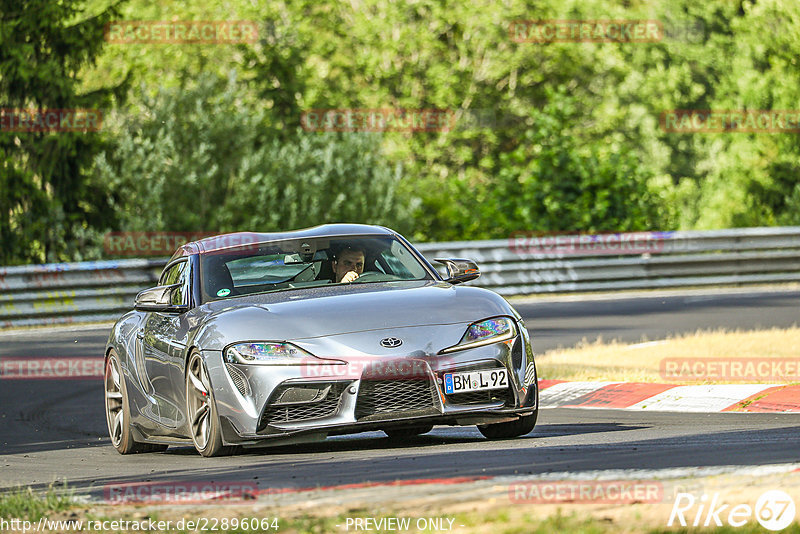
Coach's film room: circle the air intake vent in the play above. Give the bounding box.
[225,363,251,397]
[355,378,437,420]
[445,387,514,406]
[259,382,346,429]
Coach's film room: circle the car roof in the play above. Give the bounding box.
[171,224,397,258]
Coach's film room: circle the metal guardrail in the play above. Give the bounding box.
[1,227,799,328]
[0,259,165,328]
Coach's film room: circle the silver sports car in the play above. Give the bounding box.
[104,224,538,456]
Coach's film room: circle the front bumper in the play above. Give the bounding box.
[204,322,538,446]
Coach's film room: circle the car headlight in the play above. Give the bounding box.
[225,342,317,365]
[439,316,517,354]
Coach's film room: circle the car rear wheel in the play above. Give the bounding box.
[186,351,237,457]
[383,425,434,439]
[477,411,538,439]
[105,350,167,454]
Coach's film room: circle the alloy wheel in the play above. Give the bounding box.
[187,353,212,451]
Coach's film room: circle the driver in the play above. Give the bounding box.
[333,246,365,283]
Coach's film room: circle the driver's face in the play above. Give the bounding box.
[334,250,365,282]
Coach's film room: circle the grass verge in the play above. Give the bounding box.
[537,326,800,383]
[0,484,74,521]
[4,475,800,533]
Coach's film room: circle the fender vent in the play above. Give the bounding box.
[225,364,251,397]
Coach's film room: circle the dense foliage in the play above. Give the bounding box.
[94,74,410,238]
[0,0,122,263]
[2,0,800,263]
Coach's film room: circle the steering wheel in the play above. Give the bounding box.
[352,271,401,283]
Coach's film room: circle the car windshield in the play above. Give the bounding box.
[199,235,433,302]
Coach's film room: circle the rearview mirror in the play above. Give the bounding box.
[134,284,188,313]
[434,258,480,285]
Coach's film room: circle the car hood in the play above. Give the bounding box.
[192,280,516,350]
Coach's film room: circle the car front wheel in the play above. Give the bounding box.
[186,351,236,457]
[477,411,538,439]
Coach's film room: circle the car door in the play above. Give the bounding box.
[141,259,192,430]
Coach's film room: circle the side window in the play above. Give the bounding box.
[380,251,409,277]
[159,261,190,306]
[379,240,428,279]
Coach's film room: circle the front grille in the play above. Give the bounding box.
[446,386,515,406]
[259,383,346,428]
[355,378,437,420]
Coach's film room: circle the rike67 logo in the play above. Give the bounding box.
[669,490,796,531]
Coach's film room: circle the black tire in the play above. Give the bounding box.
[383,425,434,439]
[186,351,237,457]
[477,411,538,439]
[105,350,168,454]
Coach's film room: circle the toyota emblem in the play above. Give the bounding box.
[380,337,403,348]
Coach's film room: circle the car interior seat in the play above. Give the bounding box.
[315,259,335,282]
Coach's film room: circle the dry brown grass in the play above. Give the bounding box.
[34,470,800,533]
[537,327,800,384]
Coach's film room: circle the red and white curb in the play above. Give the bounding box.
[539,380,800,412]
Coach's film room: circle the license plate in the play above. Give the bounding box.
[443,369,508,394]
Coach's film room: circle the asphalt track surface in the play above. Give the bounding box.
[1,289,798,495]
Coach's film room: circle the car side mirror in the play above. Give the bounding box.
[434,258,480,285]
[134,284,188,313]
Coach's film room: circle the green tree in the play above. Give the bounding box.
[488,90,666,236]
[0,0,124,264]
[13,0,800,264]
[94,73,265,233]
[252,0,674,240]
[223,131,410,232]
[93,73,412,239]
